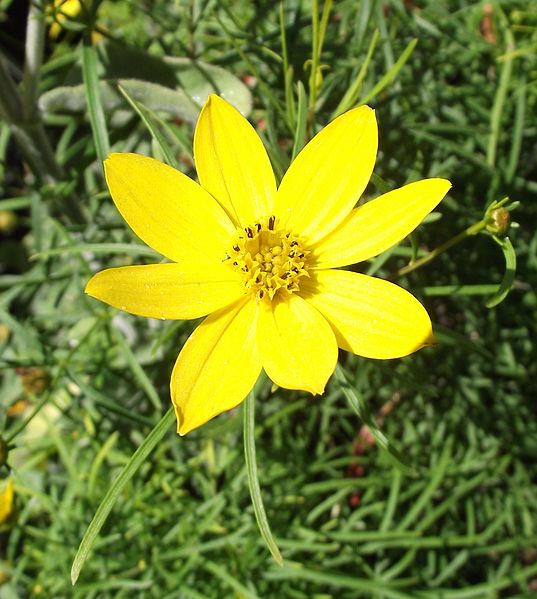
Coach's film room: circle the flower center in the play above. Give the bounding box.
[225,215,310,301]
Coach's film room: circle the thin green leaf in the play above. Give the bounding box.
[243,390,283,566]
[81,42,109,162]
[423,284,500,297]
[506,81,526,184]
[71,408,175,585]
[118,83,179,169]
[204,561,260,599]
[112,327,162,410]
[331,28,379,118]
[359,38,418,105]
[487,26,514,168]
[291,81,308,160]
[334,364,415,474]
[279,1,295,129]
[265,562,415,598]
[486,236,516,308]
[30,242,160,260]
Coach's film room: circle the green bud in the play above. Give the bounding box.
[486,207,510,236]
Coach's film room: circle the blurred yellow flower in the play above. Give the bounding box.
[49,0,103,42]
[86,95,450,434]
[0,479,14,525]
[49,0,82,39]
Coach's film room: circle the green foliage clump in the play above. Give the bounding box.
[1,0,536,597]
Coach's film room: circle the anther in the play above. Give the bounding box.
[255,223,261,232]
[268,215,275,230]
[233,244,240,251]
[245,227,254,238]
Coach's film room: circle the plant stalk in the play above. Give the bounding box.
[394,220,487,279]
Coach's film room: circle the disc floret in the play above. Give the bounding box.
[226,215,310,301]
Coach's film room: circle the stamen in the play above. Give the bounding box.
[225,217,310,302]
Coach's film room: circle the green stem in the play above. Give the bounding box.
[0,51,63,182]
[394,220,486,279]
[22,1,45,121]
[243,389,283,565]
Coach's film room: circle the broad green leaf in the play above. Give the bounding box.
[40,54,252,125]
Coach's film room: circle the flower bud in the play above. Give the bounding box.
[486,207,510,236]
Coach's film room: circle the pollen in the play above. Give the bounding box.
[225,216,310,301]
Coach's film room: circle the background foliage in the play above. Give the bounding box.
[1,0,536,597]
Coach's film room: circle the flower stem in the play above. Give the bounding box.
[243,389,283,566]
[394,219,487,279]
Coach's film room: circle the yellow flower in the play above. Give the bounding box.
[49,0,103,42]
[49,0,83,39]
[86,95,450,435]
[0,479,14,525]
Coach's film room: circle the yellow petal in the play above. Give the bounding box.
[85,263,245,320]
[312,178,452,269]
[257,293,338,395]
[172,298,261,435]
[104,153,235,264]
[302,270,436,359]
[194,94,277,227]
[274,105,377,244]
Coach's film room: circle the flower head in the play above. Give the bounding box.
[86,95,451,434]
